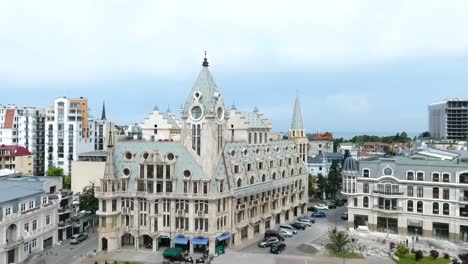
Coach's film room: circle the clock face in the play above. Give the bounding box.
[191,106,203,120]
[217,107,224,120]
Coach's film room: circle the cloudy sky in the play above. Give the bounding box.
[1,1,468,137]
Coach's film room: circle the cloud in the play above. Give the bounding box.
[1,0,468,84]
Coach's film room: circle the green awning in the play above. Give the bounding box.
[163,247,184,258]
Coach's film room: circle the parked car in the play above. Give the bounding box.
[327,203,337,209]
[315,204,329,210]
[341,198,348,204]
[305,216,316,223]
[312,211,326,218]
[258,237,280,248]
[270,243,286,254]
[307,206,317,212]
[279,224,298,234]
[70,233,88,244]
[334,200,345,207]
[341,212,348,220]
[278,229,293,238]
[297,218,313,226]
[264,230,285,241]
[291,222,306,230]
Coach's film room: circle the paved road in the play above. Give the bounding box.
[241,205,348,256]
[29,231,98,264]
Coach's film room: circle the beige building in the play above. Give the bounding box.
[0,145,33,175]
[96,57,309,255]
[71,151,106,194]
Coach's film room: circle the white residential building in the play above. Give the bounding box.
[429,99,468,140]
[140,107,181,142]
[0,105,46,175]
[0,175,61,264]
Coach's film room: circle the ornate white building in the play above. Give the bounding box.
[96,56,309,254]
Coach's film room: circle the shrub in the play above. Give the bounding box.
[389,242,396,250]
[444,253,450,259]
[415,250,424,261]
[396,244,410,257]
[459,253,468,263]
[430,250,439,259]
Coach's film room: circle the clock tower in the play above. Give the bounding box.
[180,54,227,177]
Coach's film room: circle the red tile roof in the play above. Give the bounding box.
[0,145,32,156]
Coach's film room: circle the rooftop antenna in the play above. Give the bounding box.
[202,51,209,67]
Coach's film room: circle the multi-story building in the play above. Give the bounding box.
[342,154,468,242]
[0,105,46,175]
[429,99,468,140]
[96,57,309,254]
[0,145,34,175]
[45,97,107,175]
[71,151,107,194]
[140,107,181,142]
[0,174,61,264]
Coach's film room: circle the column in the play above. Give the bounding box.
[135,236,139,250]
[153,237,157,252]
[209,238,215,256]
[279,212,285,224]
[189,241,194,254]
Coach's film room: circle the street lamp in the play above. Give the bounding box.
[411,236,415,251]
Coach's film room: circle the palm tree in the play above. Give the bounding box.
[329,230,350,254]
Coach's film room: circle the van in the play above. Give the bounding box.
[279,224,297,234]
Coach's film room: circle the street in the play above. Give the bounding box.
[29,230,98,264]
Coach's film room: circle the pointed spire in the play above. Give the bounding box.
[166,105,171,113]
[104,123,116,179]
[202,51,209,67]
[101,101,106,120]
[291,96,304,130]
[231,101,236,110]
[253,106,259,113]
[153,105,159,111]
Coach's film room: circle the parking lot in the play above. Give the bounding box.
[241,204,348,257]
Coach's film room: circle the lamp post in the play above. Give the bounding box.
[411,236,415,251]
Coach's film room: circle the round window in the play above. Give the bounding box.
[243,149,248,156]
[255,149,260,155]
[143,153,149,160]
[125,152,132,160]
[167,153,175,161]
[123,168,131,176]
[183,170,191,178]
[217,107,224,121]
[384,167,393,176]
[266,148,270,154]
[230,150,236,157]
[191,106,203,120]
[194,91,201,99]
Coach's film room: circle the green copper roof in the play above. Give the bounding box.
[183,65,224,115]
[291,96,304,130]
[239,111,270,129]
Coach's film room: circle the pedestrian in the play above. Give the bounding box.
[406,239,408,247]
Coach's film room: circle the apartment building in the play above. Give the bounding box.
[0,105,46,175]
[429,99,468,140]
[0,145,33,175]
[96,57,309,254]
[342,154,468,242]
[0,175,61,264]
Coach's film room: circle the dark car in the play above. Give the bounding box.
[335,200,345,207]
[341,212,348,220]
[291,222,306,230]
[270,243,286,254]
[328,203,337,209]
[312,211,326,218]
[258,237,280,248]
[307,206,317,212]
[264,230,285,241]
[341,198,348,204]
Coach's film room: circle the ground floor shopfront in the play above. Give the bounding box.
[348,208,468,242]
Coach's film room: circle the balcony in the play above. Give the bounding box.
[58,206,71,215]
[249,216,261,224]
[459,197,468,203]
[373,205,403,213]
[372,190,404,196]
[236,203,246,211]
[58,219,72,228]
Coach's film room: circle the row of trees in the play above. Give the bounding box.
[45,166,98,213]
[314,161,342,199]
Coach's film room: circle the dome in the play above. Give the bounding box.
[343,157,358,172]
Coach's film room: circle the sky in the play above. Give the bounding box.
[1,1,468,137]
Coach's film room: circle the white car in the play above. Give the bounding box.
[296,218,312,226]
[278,229,294,237]
[315,204,329,210]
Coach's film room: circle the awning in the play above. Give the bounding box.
[217,232,231,242]
[173,236,189,245]
[163,247,184,258]
[192,237,209,245]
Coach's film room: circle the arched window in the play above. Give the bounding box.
[282,171,285,178]
[237,179,242,188]
[353,198,358,207]
[443,203,449,215]
[352,182,356,193]
[250,176,254,185]
[443,173,450,183]
[254,133,257,144]
[417,201,423,213]
[363,169,370,177]
[290,169,294,176]
[272,172,276,180]
[407,200,413,212]
[248,133,252,144]
[363,197,369,208]
[363,183,369,193]
[407,171,414,181]
[264,133,267,143]
[261,174,266,182]
[259,133,263,144]
[432,173,440,182]
[433,187,439,199]
[299,167,302,174]
[417,172,424,181]
[433,202,439,214]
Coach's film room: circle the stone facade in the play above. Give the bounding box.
[343,156,468,242]
[96,58,309,254]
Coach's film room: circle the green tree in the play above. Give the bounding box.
[46,166,71,189]
[316,173,328,199]
[328,230,350,254]
[78,183,98,213]
[308,175,316,198]
[327,161,342,198]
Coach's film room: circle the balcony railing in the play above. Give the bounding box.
[372,190,404,196]
[373,205,403,212]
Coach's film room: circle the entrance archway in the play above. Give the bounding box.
[121,233,135,247]
[141,235,153,249]
[101,237,108,251]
